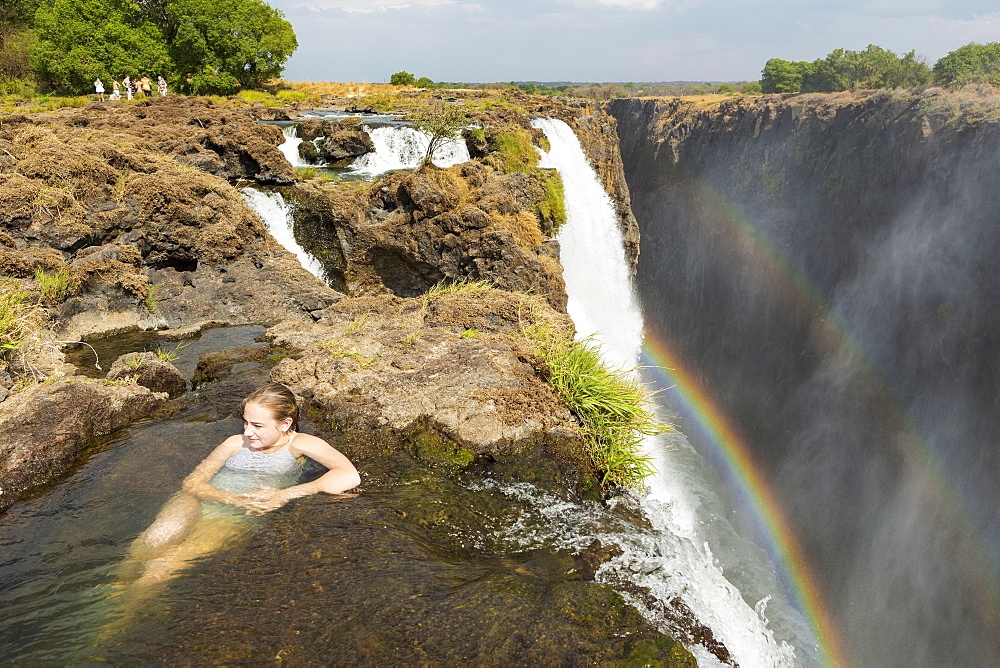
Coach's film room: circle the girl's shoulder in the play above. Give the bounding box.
[218,434,246,454]
[288,432,332,454]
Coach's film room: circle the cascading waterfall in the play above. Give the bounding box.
[241,187,324,280]
[278,124,309,168]
[532,117,803,666]
[349,126,470,177]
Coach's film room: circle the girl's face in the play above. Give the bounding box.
[242,401,293,449]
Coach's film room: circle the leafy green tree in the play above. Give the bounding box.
[411,105,468,167]
[30,0,170,92]
[0,1,40,83]
[761,58,807,93]
[933,42,1000,86]
[415,76,435,88]
[166,0,296,93]
[762,46,931,94]
[740,81,762,94]
[27,0,295,94]
[2,0,43,24]
[390,70,415,86]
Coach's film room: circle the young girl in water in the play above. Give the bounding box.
[122,382,359,584]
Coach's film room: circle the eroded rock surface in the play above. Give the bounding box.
[0,108,342,341]
[261,288,595,494]
[288,162,567,308]
[297,117,374,165]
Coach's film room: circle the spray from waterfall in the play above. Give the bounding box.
[241,187,325,280]
[533,117,802,667]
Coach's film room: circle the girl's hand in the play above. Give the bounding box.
[236,487,294,515]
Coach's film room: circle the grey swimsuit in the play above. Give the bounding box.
[209,432,302,495]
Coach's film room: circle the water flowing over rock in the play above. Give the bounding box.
[0,101,342,340]
[297,117,375,165]
[350,124,472,176]
[0,94,712,665]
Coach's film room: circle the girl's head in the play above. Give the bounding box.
[242,382,299,432]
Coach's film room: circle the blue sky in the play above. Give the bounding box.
[268,0,1000,83]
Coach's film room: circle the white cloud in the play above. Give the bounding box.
[287,0,482,12]
[556,0,675,10]
[862,0,947,14]
[593,0,664,8]
[929,11,1000,42]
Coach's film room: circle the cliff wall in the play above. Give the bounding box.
[608,88,1000,666]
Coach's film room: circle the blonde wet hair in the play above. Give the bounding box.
[242,382,299,431]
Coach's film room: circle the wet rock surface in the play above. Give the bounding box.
[263,288,596,496]
[297,117,375,165]
[0,93,705,663]
[0,98,343,506]
[108,486,695,666]
[0,379,170,511]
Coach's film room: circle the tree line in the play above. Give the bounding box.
[761,43,1000,93]
[1,0,296,95]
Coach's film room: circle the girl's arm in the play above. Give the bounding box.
[286,434,361,497]
[180,436,246,505]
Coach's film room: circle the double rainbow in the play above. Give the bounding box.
[633,182,1000,666]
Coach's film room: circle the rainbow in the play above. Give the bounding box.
[642,332,848,666]
[631,181,1000,666]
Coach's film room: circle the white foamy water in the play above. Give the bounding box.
[241,187,324,280]
[532,117,800,666]
[278,124,310,168]
[349,125,470,177]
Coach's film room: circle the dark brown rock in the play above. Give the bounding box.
[319,129,374,162]
[0,111,345,340]
[296,118,374,164]
[287,162,568,309]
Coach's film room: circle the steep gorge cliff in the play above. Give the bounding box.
[609,88,1000,666]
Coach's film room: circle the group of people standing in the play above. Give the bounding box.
[94,75,168,101]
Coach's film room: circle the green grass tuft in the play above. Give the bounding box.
[526,326,667,489]
[536,169,567,233]
[34,267,77,304]
[0,280,40,360]
[424,279,494,300]
[485,127,539,173]
[155,342,188,363]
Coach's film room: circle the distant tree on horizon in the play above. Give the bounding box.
[390,70,416,86]
[760,45,931,93]
[933,42,1000,86]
